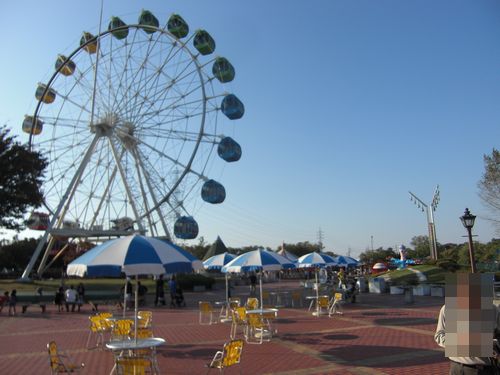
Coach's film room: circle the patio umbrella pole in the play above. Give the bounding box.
[259,272,263,309]
[315,269,319,316]
[225,273,229,305]
[123,279,127,317]
[135,274,139,344]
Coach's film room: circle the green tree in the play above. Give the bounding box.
[478,148,500,234]
[408,235,432,259]
[0,126,47,230]
[358,247,397,265]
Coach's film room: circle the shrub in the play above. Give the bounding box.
[436,259,460,272]
[176,273,215,291]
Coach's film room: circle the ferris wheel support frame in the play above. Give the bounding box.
[131,146,172,239]
[21,134,101,280]
[108,137,146,233]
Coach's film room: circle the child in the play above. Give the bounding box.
[8,290,17,316]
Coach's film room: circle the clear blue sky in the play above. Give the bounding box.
[1,0,499,258]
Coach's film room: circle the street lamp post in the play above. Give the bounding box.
[409,185,440,260]
[460,208,477,273]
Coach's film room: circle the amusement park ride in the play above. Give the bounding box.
[21,10,244,280]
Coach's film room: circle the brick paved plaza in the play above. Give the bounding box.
[0,280,452,374]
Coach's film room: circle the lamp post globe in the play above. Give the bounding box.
[460,208,477,273]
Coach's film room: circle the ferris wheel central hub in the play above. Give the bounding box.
[90,113,137,147]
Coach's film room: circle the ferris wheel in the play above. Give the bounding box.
[21,10,244,279]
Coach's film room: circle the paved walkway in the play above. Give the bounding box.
[0,280,450,374]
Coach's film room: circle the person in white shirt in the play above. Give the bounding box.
[65,285,77,312]
[434,273,499,374]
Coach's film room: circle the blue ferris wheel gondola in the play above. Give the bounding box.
[201,179,226,204]
[218,137,241,162]
[221,94,244,120]
[174,216,199,239]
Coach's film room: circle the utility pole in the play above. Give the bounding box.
[317,227,324,250]
[409,185,440,260]
[370,235,374,251]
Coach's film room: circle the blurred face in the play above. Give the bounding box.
[444,273,495,357]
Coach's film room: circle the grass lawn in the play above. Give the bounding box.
[371,265,447,285]
[0,277,157,296]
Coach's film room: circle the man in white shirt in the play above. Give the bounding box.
[434,273,499,374]
[65,285,77,312]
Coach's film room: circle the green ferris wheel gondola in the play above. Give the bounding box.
[193,29,215,55]
[108,16,129,40]
[167,14,189,39]
[212,57,235,83]
[138,10,159,34]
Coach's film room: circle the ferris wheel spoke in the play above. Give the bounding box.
[125,35,174,121]
[108,137,145,232]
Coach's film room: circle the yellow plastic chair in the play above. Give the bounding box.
[115,357,152,375]
[133,327,154,339]
[228,297,240,309]
[199,301,215,325]
[206,339,244,374]
[328,292,344,316]
[110,319,134,341]
[86,315,109,349]
[137,310,153,328]
[245,297,259,310]
[230,307,247,340]
[317,296,330,316]
[246,313,271,344]
[47,341,84,374]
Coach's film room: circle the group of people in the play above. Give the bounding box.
[0,289,17,316]
[154,275,185,308]
[54,283,85,312]
[121,275,185,308]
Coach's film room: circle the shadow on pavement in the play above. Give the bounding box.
[321,345,445,368]
[374,317,437,326]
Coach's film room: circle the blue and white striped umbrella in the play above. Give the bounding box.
[67,234,202,277]
[203,252,236,271]
[221,248,295,273]
[221,249,295,308]
[334,255,359,267]
[297,252,338,268]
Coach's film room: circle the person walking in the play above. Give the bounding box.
[155,275,166,307]
[168,276,177,307]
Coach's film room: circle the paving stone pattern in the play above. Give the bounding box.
[0,281,451,374]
